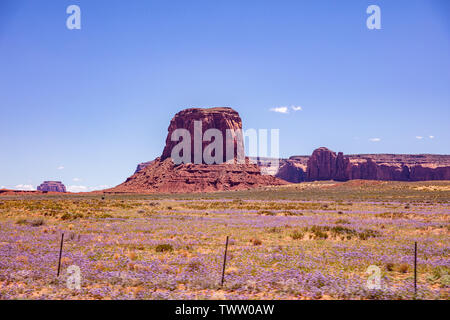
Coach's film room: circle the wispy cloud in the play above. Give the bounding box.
[429,135,434,139]
[57,166,65,170]
[0,186,6,189]
[67,185,88,193]
[13,184,35,191]
[73,178,81,182]
[416,136,423,140]
[369,138,381,142]
[270,107,289,114]
[270,105,303,114]
[67,185,110,193]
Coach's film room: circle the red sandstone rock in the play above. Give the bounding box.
[295,148,450,182]
[306,147,342,181]
[161,107,243,164]
[37,181,66,192]
[109,107,287,193]
[276,159,307,183]
[107,157,286,193]
[134,160,155,174]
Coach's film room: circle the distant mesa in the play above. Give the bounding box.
[37,181,66,193]
[270,147,450,183]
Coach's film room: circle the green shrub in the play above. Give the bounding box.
[16,218,45,227]
[427,266,450,287]
[30,218,45,227]
[358,229,380,240]
[290,231,304,240]
[385,263,395,272]
[15,218,28,225]
[310,226,329,239]
[156,244,173,253]
[335,219,350,224]
[60,212,83,220]
[258,210,275,216]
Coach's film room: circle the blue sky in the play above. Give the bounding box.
[1,0,449,191]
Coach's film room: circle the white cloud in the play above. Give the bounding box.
[270,107,289,114]
[73,178,81,182]
[0,186,6,189]
[67,185,111,193]
[429,135,434,139]
[416,136,423,140]
[13,184,35,191]
[67,185,88,192]
[270,105,303,114]
[369,138,381,142]
[57,166,65,170]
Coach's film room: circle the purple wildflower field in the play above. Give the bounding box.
[0,181,449,300]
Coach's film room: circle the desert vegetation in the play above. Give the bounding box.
[0,181,448,299]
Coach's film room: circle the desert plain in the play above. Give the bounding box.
[0,180,448,300]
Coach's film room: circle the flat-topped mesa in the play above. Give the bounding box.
[160,107,244,164]
[37,181,66,192]
[279,147,450,182]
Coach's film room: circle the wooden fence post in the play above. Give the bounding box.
[57,233,64,277]
[414,241,417,297]
[221,236,229,287]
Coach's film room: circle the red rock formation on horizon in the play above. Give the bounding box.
[276,160,307,183]
[109,107,287,193]
[113,106,450,192]
[37,181,66,192]
[108,157,286,193]
[277,147,450,182]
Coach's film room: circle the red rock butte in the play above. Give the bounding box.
[107,107,286,193]
[161,107,244,164]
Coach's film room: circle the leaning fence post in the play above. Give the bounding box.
[221,236,229,287]
[57,233,64,277]
[414,241,417,297]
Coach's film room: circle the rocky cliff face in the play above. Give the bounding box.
[109,107,286,193]
[306,148,351,181]
[37,181,66,192]
[276,159,307,183]
[278,147,450,182]
[109,157,286,193]
[134,160,154,174]
[161,107,243,164]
